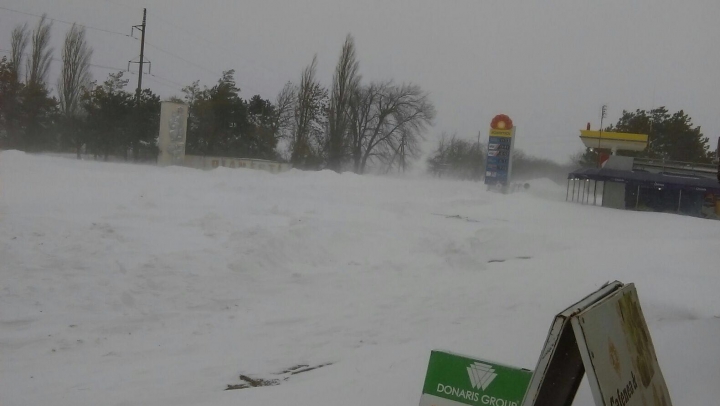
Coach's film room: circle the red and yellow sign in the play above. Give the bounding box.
[491,114,513,131]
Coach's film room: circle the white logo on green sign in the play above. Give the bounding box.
[467,362,497,391]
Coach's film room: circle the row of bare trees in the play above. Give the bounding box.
[276,35,436,173]
[2,16,102,155]
[427,133,573,183]
[3,22,435,171]
[3,17,56,151]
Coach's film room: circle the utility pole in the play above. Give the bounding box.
[594,105,607,205]
[597,104,607,168]
[132,9,147,106]
[128,9,148,161]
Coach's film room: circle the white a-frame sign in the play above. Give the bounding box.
[521,282,672,406]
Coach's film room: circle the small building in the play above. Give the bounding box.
[567,166,720,218]
[572,127,720,218]
[183,155,292,174]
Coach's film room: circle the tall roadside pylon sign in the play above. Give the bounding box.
[521,282,673,406]
[484,114,516,188]
[158,101,189,167]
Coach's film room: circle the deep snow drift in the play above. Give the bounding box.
[1,151,718,406]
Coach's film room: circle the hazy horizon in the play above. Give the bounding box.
[2,0,719,163]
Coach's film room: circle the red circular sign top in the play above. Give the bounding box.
[491,114,513,130]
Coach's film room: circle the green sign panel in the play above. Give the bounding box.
[420,351,533,406]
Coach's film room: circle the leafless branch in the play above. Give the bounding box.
[10,23,29,81]
[58,24,93,117]
[26,14,53,88]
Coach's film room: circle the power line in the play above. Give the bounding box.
[0,5,136,39]
[98,5,264,86]
[148,9,288,82]
[143,41,264,95]
[2,48,184,95]
[89,62,127,71]
[144,75,183,93]
[149,73,185,89]
[0,35,260,94]
[148,11,212,46]
[102,0,141,12]
[144,41,220,77]
[2,4,279,97]
[0,48,126,72]
[2,3,294,100]
[3,48,185,95]
[3,50,258,100]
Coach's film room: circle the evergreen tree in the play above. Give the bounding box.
[608,107,712,162]
[134,88,161,161]
[183,71,282,160]
[0,57,23,149]
[574,107,712,166]
[82,72,134,160]
[246,95,279,160]
[184,70,248,157]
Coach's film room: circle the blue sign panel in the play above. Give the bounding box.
[484,134,514,186]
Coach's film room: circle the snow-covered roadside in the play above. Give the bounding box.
[1,151,718,406]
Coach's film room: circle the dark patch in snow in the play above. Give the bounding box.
[280,364,309,373]
[288,363,333,375]
[433,213,482,223]
[489,256,532,263]
[226,363,334,391]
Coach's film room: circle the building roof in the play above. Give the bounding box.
[579,130,648,152]
[568,167,720,194]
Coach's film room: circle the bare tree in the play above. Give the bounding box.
[26,15,53,89]
[349,82,435,173]
[327,34,361,172]
[58,24,93,158]
[58,24,92,117]
[4,24,30,148]
[349,82,383,173]
[274,81,296,141]
[10,23,29,81]
[426,132,485,179]
[20,15,55,151]
[291,55,328,169]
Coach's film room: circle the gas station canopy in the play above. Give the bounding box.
[579,130,648,152]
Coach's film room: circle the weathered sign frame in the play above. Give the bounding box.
[521,281,672,406]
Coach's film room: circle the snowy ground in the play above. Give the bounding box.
[1,151,719,406]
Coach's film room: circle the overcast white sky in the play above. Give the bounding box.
[2,0,719,162]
